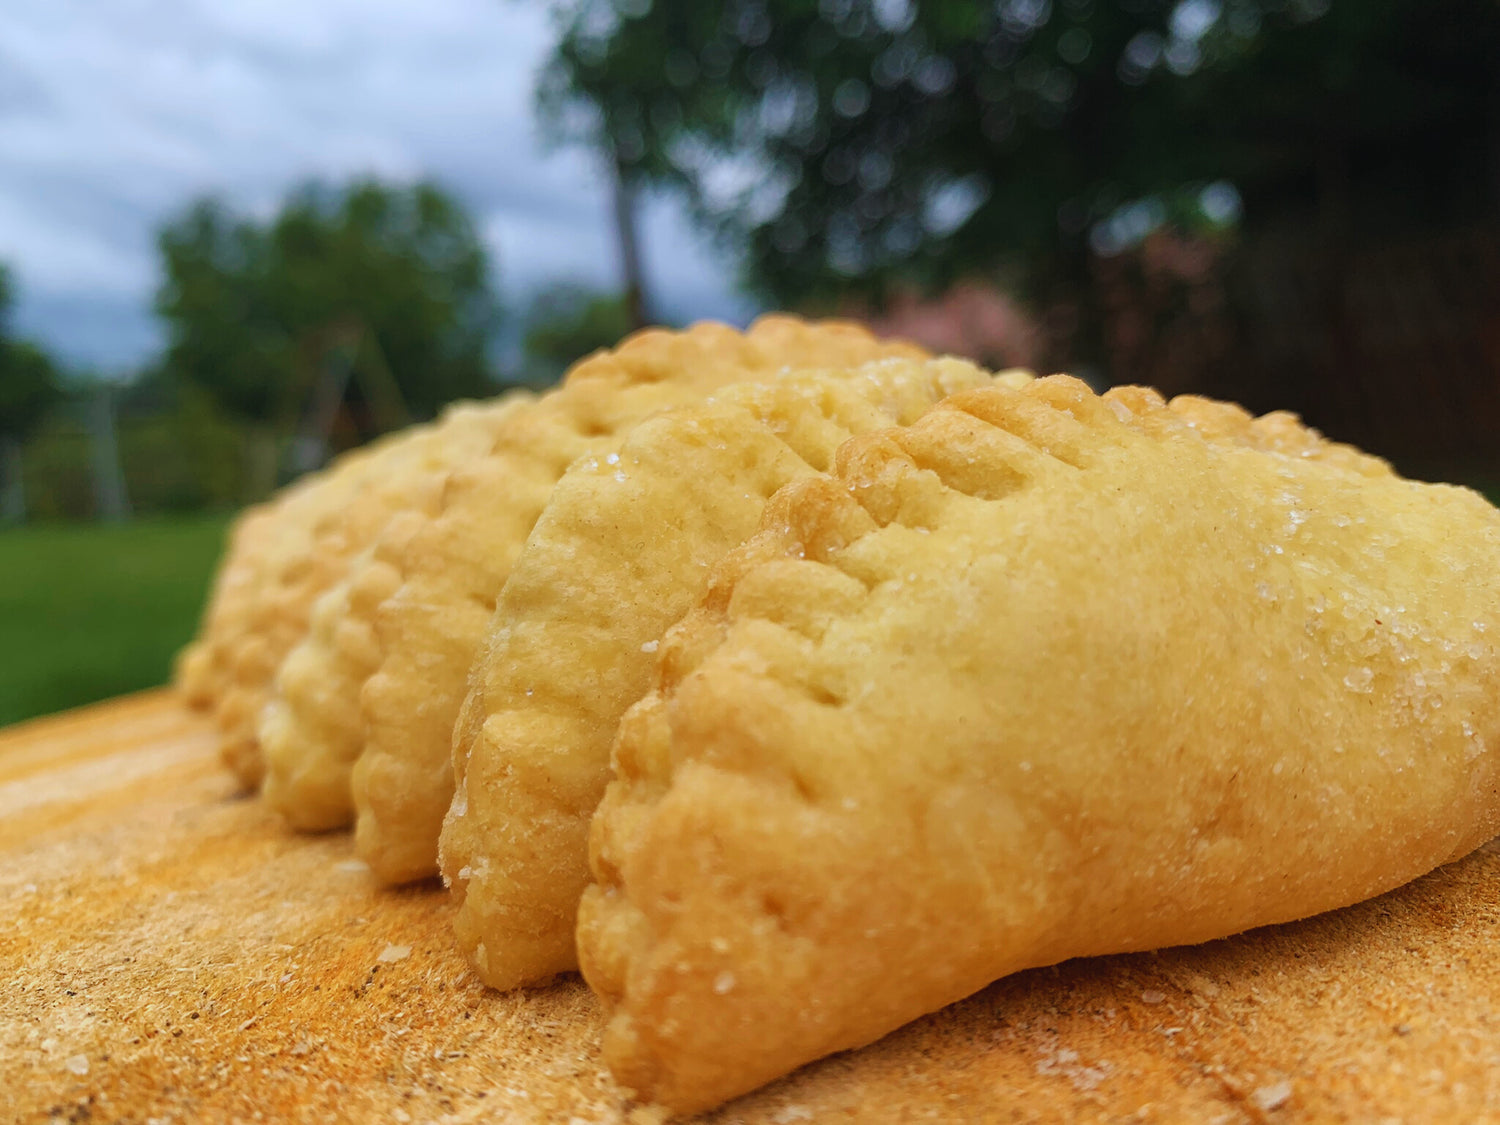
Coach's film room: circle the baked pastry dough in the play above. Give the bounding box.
[204,443,393,788]
[258,395,533,827]
[578,376,1500,1113]
[175,502,278,710]
[210,401,520,791]
[348,318,926,883]
[442,359,1029,989]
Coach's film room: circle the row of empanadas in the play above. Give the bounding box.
[177,318,924,830]
[178,325,1500,1116]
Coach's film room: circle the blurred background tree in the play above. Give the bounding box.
[0,265,64,524]
[519,282,638,385]
[156,180,503,498]
[541,0,1500,469]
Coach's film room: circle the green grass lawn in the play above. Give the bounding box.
[0,516,230,727]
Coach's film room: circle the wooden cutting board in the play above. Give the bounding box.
[3,691,1499,1123]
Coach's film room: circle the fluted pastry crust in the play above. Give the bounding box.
[258,396,534,826]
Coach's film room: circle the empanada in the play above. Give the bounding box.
[258,394,534,828]
[214,400,522,791]
[180,458,384,720]
[175,502,279,710]
[441,359,1030,989]
[204,445,393,787]
[578,376,1500,1113]
[348,318,927,883]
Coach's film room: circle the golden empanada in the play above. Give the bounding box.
[441,359,1029,989]
[180,459,377,720]
[578,376,1500,1113]
[349,318,927,884]
[213,401,521,791]
[203,447,390,787]
[175,502,278,710]
[258,395,534,828]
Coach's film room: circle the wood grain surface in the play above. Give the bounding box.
[3,691,1499,1123]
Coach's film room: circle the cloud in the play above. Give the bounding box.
[0,0,748,372]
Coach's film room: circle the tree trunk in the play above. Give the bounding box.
[89,386,131,523]
[1490,61,1500,216]
[1,434,24,524]
[610,145,652,330]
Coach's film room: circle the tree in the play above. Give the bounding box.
[0,265,63,523]
[538,14,662,330]
[156,180,503,496]
[539,2,1500,372]
[519,282,636,385]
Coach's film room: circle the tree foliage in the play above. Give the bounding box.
[0,265,63,443]
[155,180,502,432]
[541,0,1500,309]
[520,282,636,385]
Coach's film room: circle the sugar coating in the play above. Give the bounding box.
[577,375,1500,1113]
[440,358,1029,990]
[258,394,533,829]
[349,316,928,886]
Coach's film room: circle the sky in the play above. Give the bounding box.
[0,0,753,376]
